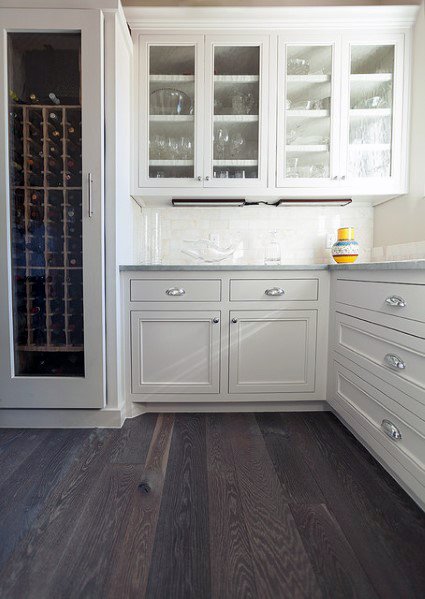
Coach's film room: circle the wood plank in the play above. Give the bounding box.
[0,429,89,571]
[46,462,145,599]
[256,413,325,504]
[226,414,321,599]
[145,414,211,599]
[206,414,258,599]
[0,428,115,599]
[0,429,49,487]
[287,412,425,598]
[290,503,378,599]
[105,414,175,599]
[110,413,157,463]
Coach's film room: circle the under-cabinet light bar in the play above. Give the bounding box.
[277,198,352,207]
[172,198,246,207]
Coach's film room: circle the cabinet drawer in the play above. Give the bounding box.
[336,279,425,324]
[130,279,221,302]
[334,362,425,482]
[335,312,425,404]
[230,279,318,301]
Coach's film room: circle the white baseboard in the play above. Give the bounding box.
[0,407,125,429]
[129,400,329,416]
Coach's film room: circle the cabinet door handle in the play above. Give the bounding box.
[87,172,93,217]
[205,175,210,181]
[384,353,406,370]
[232,318,238,324]
[265,287,285,296]
[165,287,185,297]
[212,317,219,324]
[381,419,402,440]
[197,176,202,181]
[385,295,407,308]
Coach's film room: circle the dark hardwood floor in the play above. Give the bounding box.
[0,412,425,599]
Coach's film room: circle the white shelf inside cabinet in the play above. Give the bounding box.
[350,74,392,82]
[349,144,391,151]
[286,110,330,118]
[213,159,258,166]
[149,75,195,82]
[214,75,259,83]
[149,160,194,166]
[286,145,329,153]
[287,75,331,83]
[214,115,259,123]
[349,108,391,118]
[149,115,194,122]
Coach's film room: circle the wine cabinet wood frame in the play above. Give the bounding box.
[0,8,106,409]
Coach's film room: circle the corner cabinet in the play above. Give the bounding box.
[129,6,416,200]
[0,9,105,409]
[136,34,269,189]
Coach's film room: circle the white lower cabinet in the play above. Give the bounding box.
[131,310,221,394]
[228,310,317,393]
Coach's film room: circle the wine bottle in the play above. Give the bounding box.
[29,93,40,104]
[9,89,24,104]
[48,92,60,105]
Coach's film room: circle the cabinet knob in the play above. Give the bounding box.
[205,176,210,181]
[197,176,202,181]
[212,317,219,324]
[340,175,346,181]
[165,287,185,297]
[385,295,407,308]
[381,419,402,440]
[265,287,285,296]
[384,353,406,370]
[232,318,238,324]
[332,176,338,181]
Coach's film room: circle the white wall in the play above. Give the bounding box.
[373,1,425,252]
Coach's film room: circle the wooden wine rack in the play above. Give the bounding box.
[11,104,84,354]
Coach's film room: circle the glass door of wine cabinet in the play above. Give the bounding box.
[340,35,403,188]
[204,36,269,187]
[139,35,204,187]
[0,10,105,408]
[277,35,340,187]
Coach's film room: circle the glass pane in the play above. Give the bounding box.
[8,33,84,377]
[149,46,195,179]
[348,45,394,178]
[213,46,260,180]
[284,45,332,179]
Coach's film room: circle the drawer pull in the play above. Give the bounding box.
[385,295,407,308]
[381,419,402,440]
[165,287,185,297]
[265,287,285,296]
[384,353,406,370]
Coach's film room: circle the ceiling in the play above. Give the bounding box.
[122,0,420,6]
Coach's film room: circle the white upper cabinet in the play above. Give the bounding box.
[129,7,416,200]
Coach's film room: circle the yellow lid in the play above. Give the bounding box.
[338,227,355,241]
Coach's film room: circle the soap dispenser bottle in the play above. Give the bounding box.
[264,230,281,265]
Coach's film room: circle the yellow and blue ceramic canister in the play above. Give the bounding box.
[332,227,359,264]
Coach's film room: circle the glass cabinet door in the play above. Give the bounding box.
[205,37,268,187]
[347,44,395,180]
[140,37,203,186]
[278,41,336,186]
[0,10,104,408]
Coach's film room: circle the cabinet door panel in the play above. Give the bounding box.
[229,310,317,393]
[131,310,220,394]
[0,9,104,408]
[137,34,204,188]
[204,35,269,188]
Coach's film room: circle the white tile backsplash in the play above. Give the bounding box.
[372,241,425,262]
[137,203,373,265]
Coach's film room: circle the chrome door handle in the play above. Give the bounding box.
[205,176,210,181]
[165,287,185,297]
[197,176,202,181]
[381,419,402,440]
[232,318,238,324]
[212,317,219,324]
[385,295,407,308]
[88,172,93,217]
[384,354,406,370]
[265,287,285,296]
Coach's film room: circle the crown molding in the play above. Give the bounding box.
[124,5,420,31]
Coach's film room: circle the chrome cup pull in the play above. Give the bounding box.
[165,287,185,297]
[381,419,402,440]
[385,295,407,308]
[265,287,285,297]
[384,353,406,370]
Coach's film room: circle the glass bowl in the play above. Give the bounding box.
[150,88,192,115]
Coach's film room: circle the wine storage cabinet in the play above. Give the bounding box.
[10,104,84,376]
